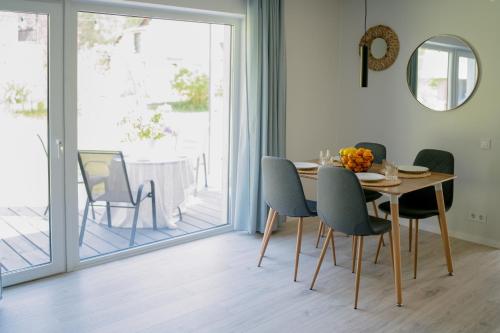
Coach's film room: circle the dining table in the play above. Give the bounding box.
[299,162,457,306]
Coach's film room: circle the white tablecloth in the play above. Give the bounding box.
[100,156,195,229]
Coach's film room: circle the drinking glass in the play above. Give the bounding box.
[384,161,398,181]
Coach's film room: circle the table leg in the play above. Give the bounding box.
[434,183,454,275]
[390,194,403,306]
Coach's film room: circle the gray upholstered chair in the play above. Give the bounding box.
[378,149,454,278]
[78,150,157,247]
[315,142,387,249]
[258,156,336,282]
[310,166,392,309]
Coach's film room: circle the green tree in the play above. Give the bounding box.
[170,68,209,112]
[78,13,148,49]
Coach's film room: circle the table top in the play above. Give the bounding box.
[299,163,457,195]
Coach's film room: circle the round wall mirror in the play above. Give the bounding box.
[371,38,388,59]
[407,35,479,111]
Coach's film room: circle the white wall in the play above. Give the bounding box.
[131,0,246,14]
[284,0,342,197]
[335,0,500,247]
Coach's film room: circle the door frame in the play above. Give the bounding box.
[64,0,243,271]
[1,0,66,287]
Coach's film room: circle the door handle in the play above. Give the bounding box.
[56,139,64,159]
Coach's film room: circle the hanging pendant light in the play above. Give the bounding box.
[360,0,368,87]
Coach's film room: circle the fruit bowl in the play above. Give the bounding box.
[338,147,374,173]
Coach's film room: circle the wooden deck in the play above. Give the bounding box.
[0,188,226,273]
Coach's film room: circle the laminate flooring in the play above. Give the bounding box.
[1,217,500,333]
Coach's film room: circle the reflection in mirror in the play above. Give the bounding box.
[371,38,387,59]
[407,35,479,111]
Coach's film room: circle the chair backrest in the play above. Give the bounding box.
[355,142,386,164]
[400,149,454,209]
[78,150,134,204]
[261,156,312,217]
[317,166,375,236]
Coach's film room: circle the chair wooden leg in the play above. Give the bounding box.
[354,236,364,309]
[310,228,333,290]
[374,234,384,264]
[372,201,379,218]
[414,219,419,279]
[315,221,324,248]
[294,217,304,282]
[409,219,413,252]
[352,236,358,273]
[330,228,337,266]
[257,209,278,267]
[382,213,388,247]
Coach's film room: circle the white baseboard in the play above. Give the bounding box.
[395,217,500,249]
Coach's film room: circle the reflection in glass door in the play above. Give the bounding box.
[0,1,64,286]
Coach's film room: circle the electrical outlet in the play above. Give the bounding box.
[468,211,477,221]
[468,211,488,223]
[480,138,492,150]
[477,213,488,223]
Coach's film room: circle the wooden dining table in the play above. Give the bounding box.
[300,163,457,306]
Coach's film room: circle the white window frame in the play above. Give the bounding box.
[1,0,66,287]
[421,43,476,109]
[64,0,243,271]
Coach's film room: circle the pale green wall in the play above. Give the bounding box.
[335,0,500,247]
[284,0,342,198]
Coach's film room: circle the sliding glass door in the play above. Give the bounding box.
[0,0,65,286]
[1,0,240,283]
[74,7,234,262]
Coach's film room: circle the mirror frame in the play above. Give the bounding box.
[359,25,400,71]
[406,34,480,112]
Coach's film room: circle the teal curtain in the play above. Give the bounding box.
[231,0,286,233]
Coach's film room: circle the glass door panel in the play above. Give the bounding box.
[0,1,64,286]
[77,12,232,260]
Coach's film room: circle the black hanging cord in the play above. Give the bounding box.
[360,0,369,87]
[364,0,367,34]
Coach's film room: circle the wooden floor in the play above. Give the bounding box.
[1,217,500,333]
[0,188,226,272]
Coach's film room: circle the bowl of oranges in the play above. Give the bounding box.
[338,146,374,173]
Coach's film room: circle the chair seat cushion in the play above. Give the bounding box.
[378,201,439,219]
[363,189,382,202]
[369,216,391,235]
